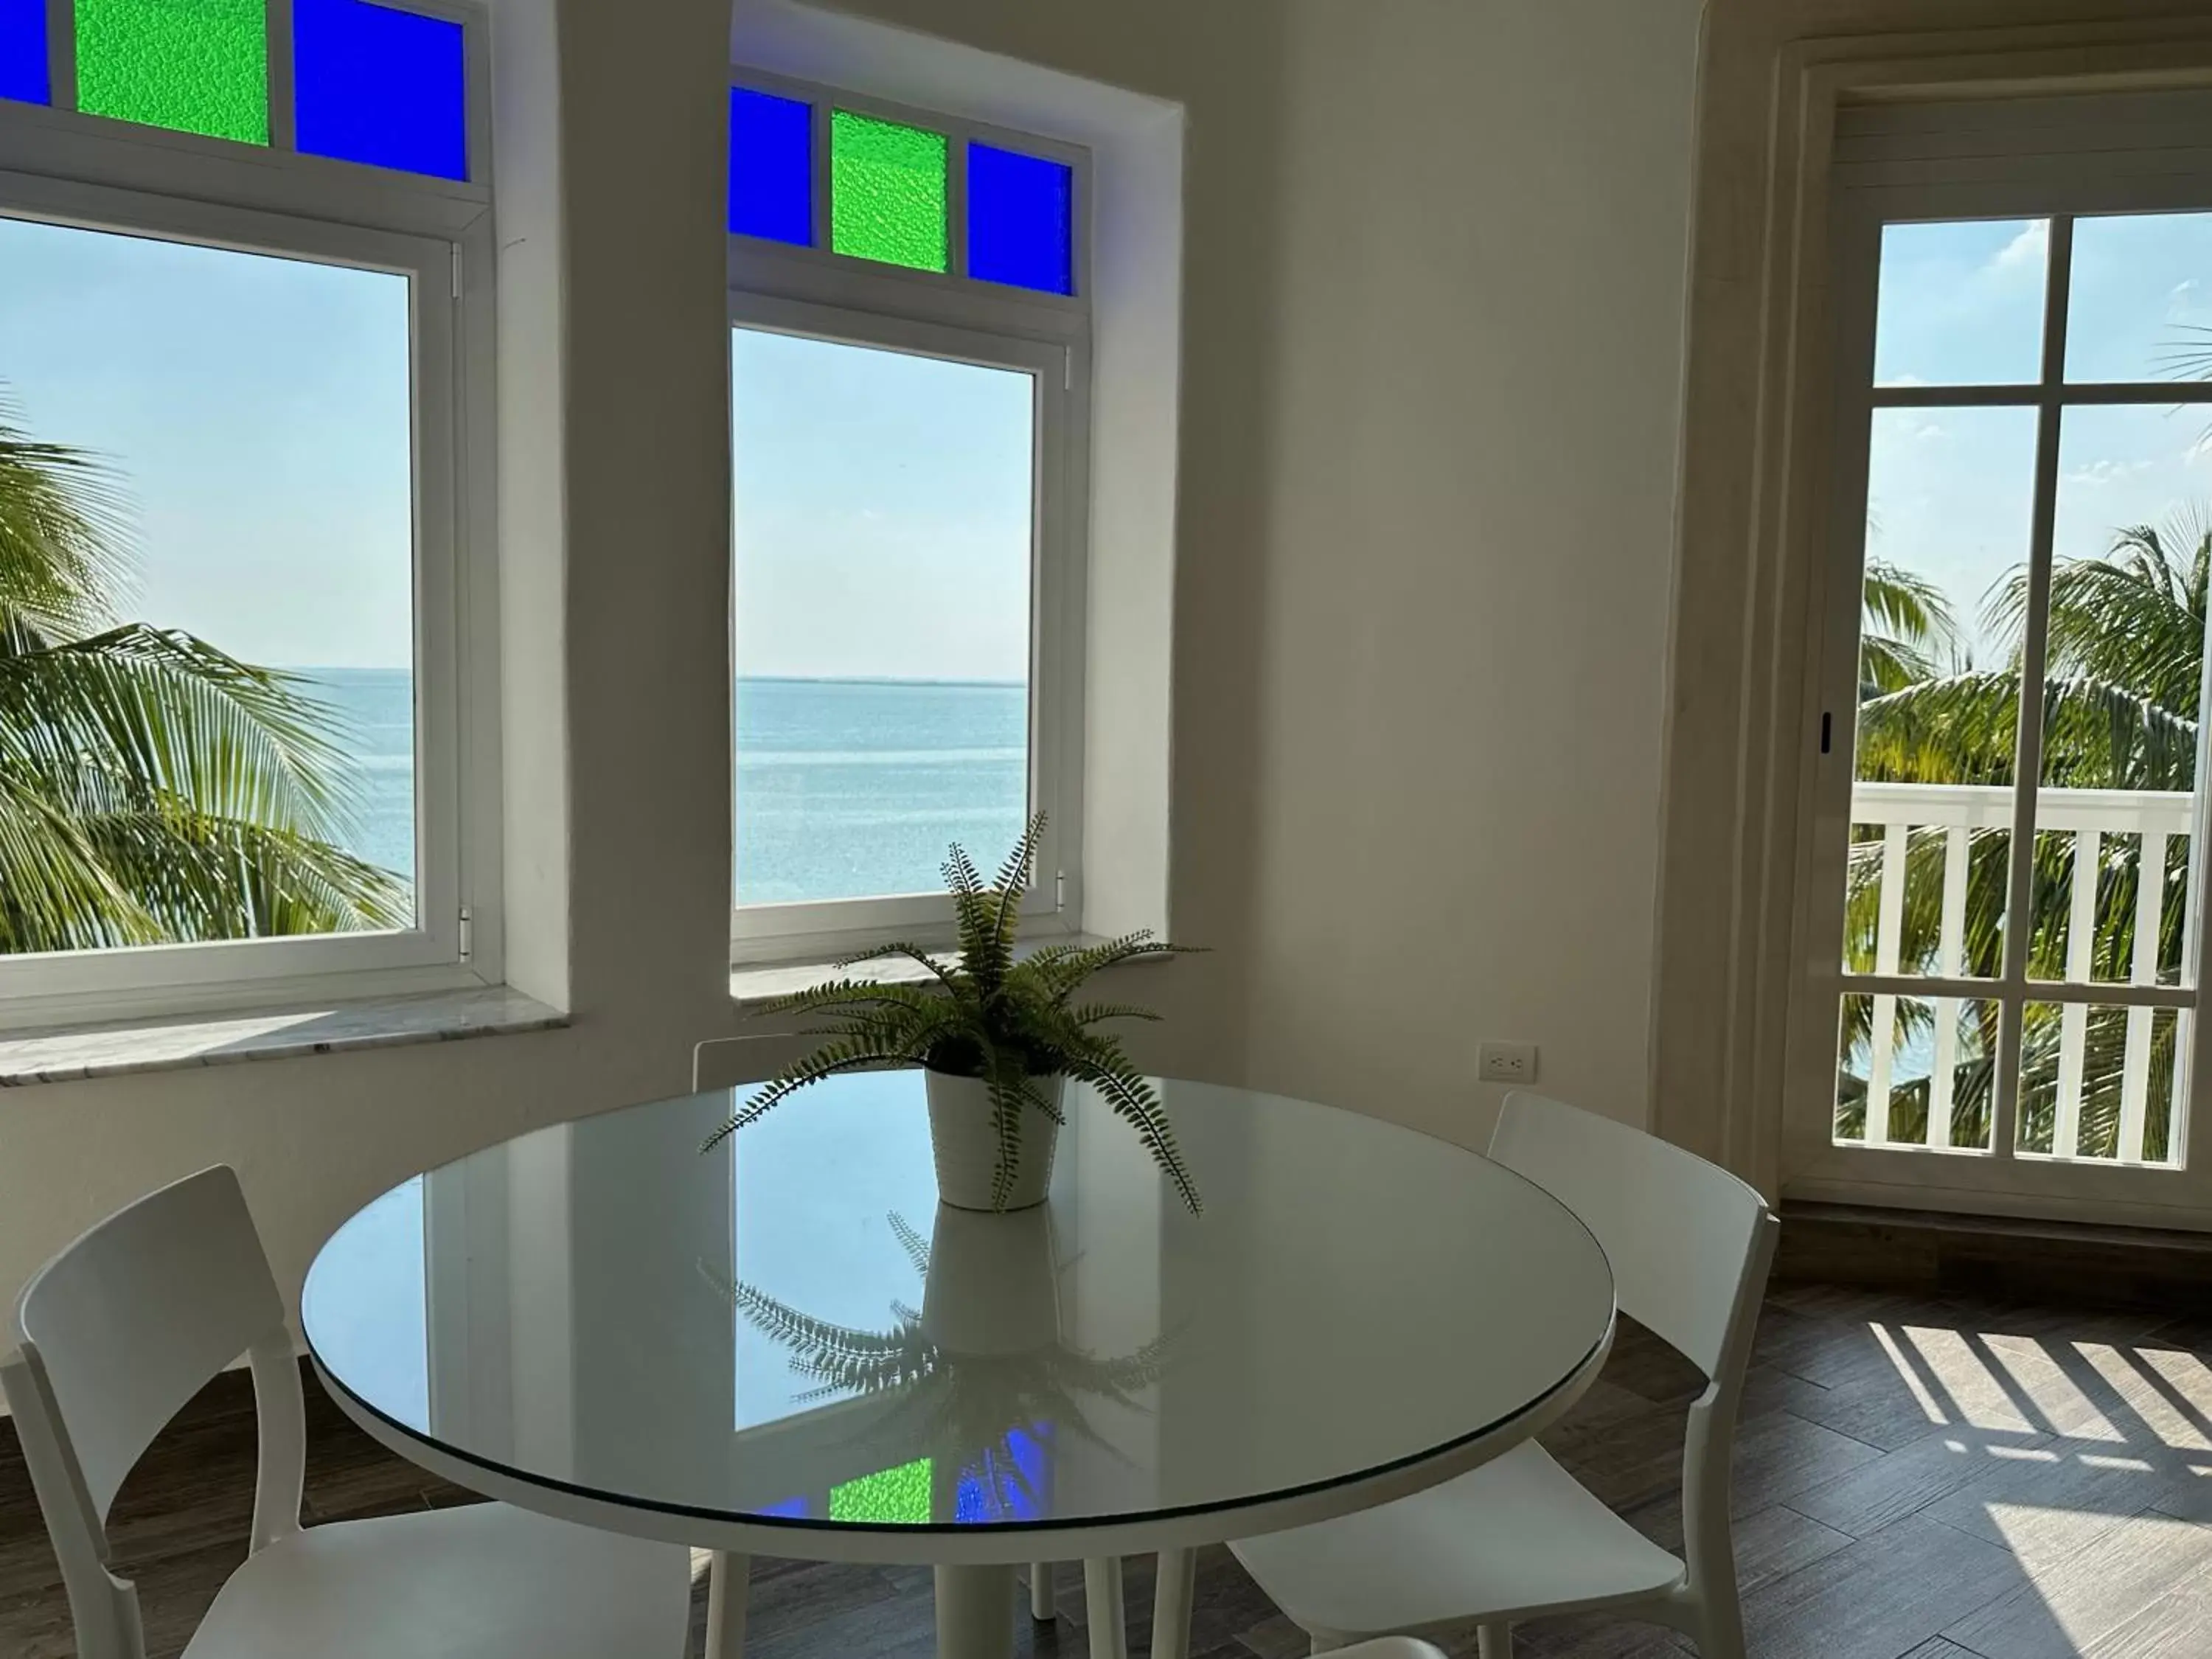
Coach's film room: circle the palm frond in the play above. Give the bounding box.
[0,772,161,952]
[0,626,358,839]
[0,397,133,643]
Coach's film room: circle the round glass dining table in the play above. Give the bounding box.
[303,1074,1615,1659]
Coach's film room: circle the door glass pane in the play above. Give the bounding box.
[0,214,418,954]
[2031,405,2208,989]
[2018,1002,2185,1165]
[2065,210,2212,385]
[1874,219,2048,388]
[1836,993,1998,1150]
[1845,407,2039,981]
[730,327,1033,907]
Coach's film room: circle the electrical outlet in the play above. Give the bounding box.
[1478,1041,1539,1085]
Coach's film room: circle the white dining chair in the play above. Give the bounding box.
[1,1166,691,1659]
[1225,1091,1779,1659]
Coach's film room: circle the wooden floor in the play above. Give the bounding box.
[4,1281,2211,1658]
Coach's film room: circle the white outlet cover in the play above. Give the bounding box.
[1478,1042,1539,1084]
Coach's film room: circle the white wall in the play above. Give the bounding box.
[0,0,1706,1321]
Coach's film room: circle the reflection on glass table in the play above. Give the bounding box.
[716,1203,1175,1526]
[302,1075,1615,1659]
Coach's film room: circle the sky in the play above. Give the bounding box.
[1867,211,2212,669]
[0,212,1037,681]
[6,204,2199,688]
[0,213,415,669]
[731,326,1033,683]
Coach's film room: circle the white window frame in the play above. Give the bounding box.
[726,69,1091,967]
[1784,88,2212,1225]
[0,1,501,1029]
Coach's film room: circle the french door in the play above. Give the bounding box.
[1788,92,2212,1225]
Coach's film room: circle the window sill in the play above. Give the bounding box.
[730,933,1154,1010]
[0,986,566,1088]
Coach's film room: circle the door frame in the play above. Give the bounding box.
[1790,137,2212,1223]
[1650,14,2212,1231]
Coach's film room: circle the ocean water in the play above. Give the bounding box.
[302,672,1026,907]
[304,668,417,885]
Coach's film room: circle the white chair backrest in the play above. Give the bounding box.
[4,1166,305,1659]
[1490,1091,1772,1380]
[13,1166,288,1520]
[693,1034,765,1093]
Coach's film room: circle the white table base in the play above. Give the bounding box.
[1084,1559,1127,1659]
[705,1552,747,1659]
[935,1564,1019,1659]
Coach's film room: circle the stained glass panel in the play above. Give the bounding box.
[967,142,1073,295]
[295,0,467,181]
[729,86,811,246]
[75,0,268,144]
[827,1455,932,1523]
[0,0,48,105]
[830,109,946,273]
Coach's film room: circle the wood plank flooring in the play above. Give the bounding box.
[4,1282,2211,1658]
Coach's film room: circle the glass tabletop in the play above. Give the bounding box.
[303,1074,1614,1540]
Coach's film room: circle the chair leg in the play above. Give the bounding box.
[1031,1561,1055,1620]
[703,1552,748,1659]
[1083,1557,1128,1659]
[1152,1548,1194,1659]
[1476,1622,1512,1659]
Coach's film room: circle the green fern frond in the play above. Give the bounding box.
[887,1211,933,1278]
[834,942,966,995]
[713,813,1203,1207]
[702,1033,914,1150]
[1065,1001,1164,1027]
[761,978,950,1018]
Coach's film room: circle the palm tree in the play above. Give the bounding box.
[1837,519,2207,1160]
[0,392,406,953]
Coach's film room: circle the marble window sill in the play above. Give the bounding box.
[0,986,566,1088]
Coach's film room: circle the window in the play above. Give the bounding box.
[0,1,493,1022]
[726,74,1087,961]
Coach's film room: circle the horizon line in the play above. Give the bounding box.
[278,667,1028,688]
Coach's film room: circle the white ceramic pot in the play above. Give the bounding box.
[919,1204,1061,1354]
[924,1070,1064,1211]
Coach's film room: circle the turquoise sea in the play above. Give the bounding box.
[303,671,1027,905]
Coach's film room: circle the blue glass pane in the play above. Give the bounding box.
[967,142,1073,295]
[295,0,467,181]
[0,0,49,105]
[730,86,811,246]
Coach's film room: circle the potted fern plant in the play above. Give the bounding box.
[703,814,1201,1214]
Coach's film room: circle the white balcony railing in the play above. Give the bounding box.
[1847,782,2194,1163]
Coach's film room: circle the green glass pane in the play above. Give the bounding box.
[830,109,947,272]
[828,1455,933,1523]
[74,0,268,145]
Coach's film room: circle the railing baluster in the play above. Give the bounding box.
[1866,994,1896,1147]
[1928,827,1969,1150]
[2119,830,2164,1163]
[2054,827,2101,1160]
[1866,824,1910,1147]
[1843,785,2197,1163]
